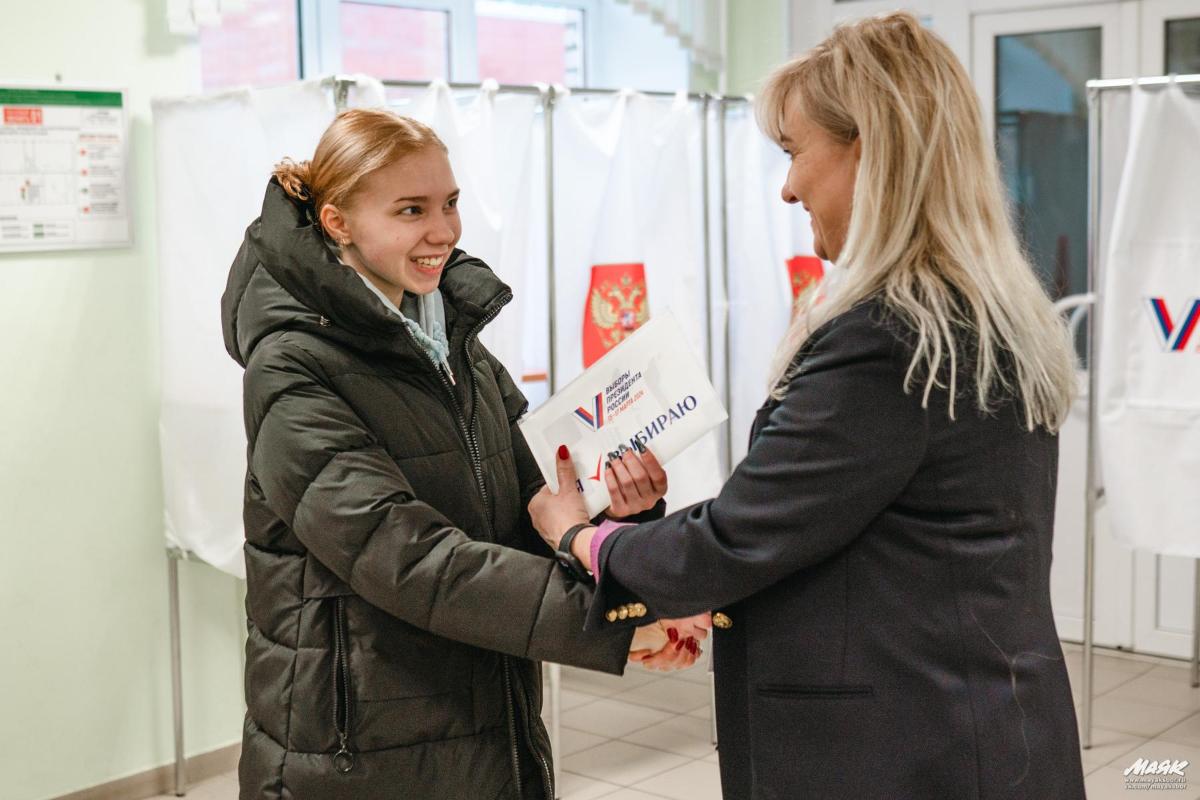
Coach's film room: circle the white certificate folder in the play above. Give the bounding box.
[519,311,728,518]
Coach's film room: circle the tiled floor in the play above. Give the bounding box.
[154,642,1200,800]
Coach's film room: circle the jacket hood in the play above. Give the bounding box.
[221,178,512,368]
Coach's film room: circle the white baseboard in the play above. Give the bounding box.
[51,743,240,800]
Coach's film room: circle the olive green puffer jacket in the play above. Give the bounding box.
[221,179,634,800]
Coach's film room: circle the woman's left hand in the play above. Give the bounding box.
[604,444,668,518]
[529,445,591,551]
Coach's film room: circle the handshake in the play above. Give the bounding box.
[527,442,713,672]
[630,613,712,671]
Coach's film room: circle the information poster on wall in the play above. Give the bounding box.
[0,86,131,252]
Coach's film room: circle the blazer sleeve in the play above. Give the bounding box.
[586,308,930,630]
[247,336,634,672]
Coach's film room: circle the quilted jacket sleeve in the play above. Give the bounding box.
[246,334,634,673]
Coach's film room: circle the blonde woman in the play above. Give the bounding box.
[220,109,705,800]
[530,12,1085,799]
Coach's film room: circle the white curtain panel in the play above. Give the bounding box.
[152,77,385,576]
[403,81,542,380]
[723,104,807,466]
[167,0,247,34]
[553,89,723,509]
[615,0,723,71]
[1097,83,1200,558]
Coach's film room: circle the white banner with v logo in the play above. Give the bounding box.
[1098,83,1200,557]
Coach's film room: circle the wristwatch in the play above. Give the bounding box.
[555,523,595,584]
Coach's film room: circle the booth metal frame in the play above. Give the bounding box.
[1076,73,1200,750]
[164,72,1200,795]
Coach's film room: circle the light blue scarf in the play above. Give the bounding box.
[354,272,455,384]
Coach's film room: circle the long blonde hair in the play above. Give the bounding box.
[757,12,1077,431]
[273,108,446,235]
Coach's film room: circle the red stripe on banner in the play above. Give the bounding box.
[1174,300,1200,351]
[1152,298,1175,341]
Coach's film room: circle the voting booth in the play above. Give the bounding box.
[1076,74,1200,749]
[151,74,817,794]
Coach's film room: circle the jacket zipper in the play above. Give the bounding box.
[501,655,524,798]
[401,293,552,800]
[332,596,356,774]
[521,668,555,800]
[461,296,553,800]
[397,291,512,536]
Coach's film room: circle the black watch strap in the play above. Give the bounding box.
[555,523,595,584]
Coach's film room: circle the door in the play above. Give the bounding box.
[973,3,1136,649]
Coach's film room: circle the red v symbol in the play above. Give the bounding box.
[589,456,603,482]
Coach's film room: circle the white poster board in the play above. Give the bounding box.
[0,86,131,252]
[519,311,727,518]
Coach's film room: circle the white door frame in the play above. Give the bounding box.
[1141,0,1200,73]
[972,3,1132,137]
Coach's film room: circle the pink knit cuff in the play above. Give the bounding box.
[590,520,634,580]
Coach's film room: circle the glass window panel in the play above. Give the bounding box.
[199,0,300,90]
[476,0,584,87]
[1166,17,1200,75]
[340,2,449,82]
[995,28,1101,302]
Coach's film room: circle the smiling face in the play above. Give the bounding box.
[779,102,861,262]
[320,147,461,306]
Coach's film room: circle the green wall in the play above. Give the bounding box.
[727,0,789,96]
[0,2,796,797]
[0,3,247,799]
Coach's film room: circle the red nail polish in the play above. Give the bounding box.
[689,640,699,654]
[557,444,569,460]
[667,628,678,643]
[675,640,685,651]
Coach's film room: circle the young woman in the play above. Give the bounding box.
[220,108,704,800]
[530,12,1086,799]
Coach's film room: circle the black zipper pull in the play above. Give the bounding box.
[334,734,356,774]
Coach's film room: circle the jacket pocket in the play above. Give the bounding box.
[331,596,356,774]
[755,684,874,699]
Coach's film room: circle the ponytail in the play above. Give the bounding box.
[272,157,314,204]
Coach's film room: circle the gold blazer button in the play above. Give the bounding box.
[606,609,619,623]
[712,612,733,630]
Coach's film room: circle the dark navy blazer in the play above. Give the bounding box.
[588,300,1085,800]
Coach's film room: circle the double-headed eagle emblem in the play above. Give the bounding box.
[590,273,649,352]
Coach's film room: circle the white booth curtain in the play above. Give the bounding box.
[1097,83,1200,559]
[554,89,723,509]
[615,0,724,72]
[167,0,246,34]
[723,103,825,466]
[153,77,818,577]
[152,77,386,577]
[403,80,543,379]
